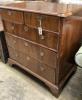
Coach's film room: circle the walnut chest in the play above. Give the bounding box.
[0,1,82,97]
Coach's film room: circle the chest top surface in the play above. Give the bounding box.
[0,1,82,17]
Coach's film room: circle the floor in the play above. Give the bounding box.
[0,61,82,100]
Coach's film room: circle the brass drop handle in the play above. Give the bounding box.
[40,66,45,71]
[24,26,28,32]
[40,52,44,57]
[13,40,16,44]
[24,42,29,47]
[11,25,14,30]
[15,54,18,57]
[26,56,30,61]
[8,11,12,16]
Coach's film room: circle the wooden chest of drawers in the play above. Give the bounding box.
[0,1,82,97]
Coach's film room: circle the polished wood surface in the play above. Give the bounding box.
[8,46,56,84]
[4,21,59,51]
[5,33,57,68]
[0,1,82,17]
[24,12,60,32]
[0,1,82,97]
[1,9,23,23]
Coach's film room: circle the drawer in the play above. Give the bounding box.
[5,33,41,60]
[1,9,23,23]
[38,46,57,68]
[5,33,19,49]
[8,46,55,84]
[24,13,60,32]
[13,24,58,50]
[5,33,31,55]
[30,43,57,68]
[8,46,38,73]
[4,21,15,35]
[4,21,23,36]
[5,33,57,68]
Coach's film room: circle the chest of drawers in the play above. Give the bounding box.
[0,1,82,97]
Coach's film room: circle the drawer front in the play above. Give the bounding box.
[4,21,15,34]
[30,43,57,68]
[11,23,58,50]
[4,21,23,36]
[5,33,19,49]
[8,46,38,73]
[24,13,60,32]
[5,33,31,55]
[38,46,57,68]
[1,9,23,23]
[8,46,55,84]
[5,34,57,68]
